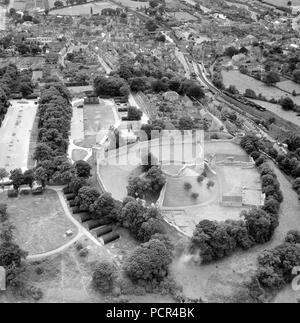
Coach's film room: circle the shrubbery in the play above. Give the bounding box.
[92,261,117,293]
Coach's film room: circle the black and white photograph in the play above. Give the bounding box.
[0,0,300,307]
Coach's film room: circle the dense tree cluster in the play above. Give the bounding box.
[0,204,27,285]
[241,132,300,200]
[0,64,34,123]
[113,56,205,100]
[119,199,164,242]
[31,81,75,186]
[255,231,300,290]
[94,76,130,98]
[127,166,166,200]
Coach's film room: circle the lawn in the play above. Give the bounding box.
[0,189,78,255]
[72,149,88,162]
[163,173,217,207]
[82,100,116,147]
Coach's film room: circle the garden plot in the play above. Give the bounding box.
[0,190,78,256]
[0,100,37,172]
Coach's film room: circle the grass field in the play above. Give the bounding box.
[82,100,116,147]
[222,70,300,105]
[264,0,300,7]
[116,0,149,8]
[0,190,78,255]
[50,2,118,15]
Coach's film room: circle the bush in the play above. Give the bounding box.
[184,182,192,190]
[197,175,205,183]
[256,242,300,290]
[285,230,300,244]
[92,261,117,293]
[191,193,199,200]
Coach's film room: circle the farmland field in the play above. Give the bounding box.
[50,2,118,15]
[250,99,300,128]
[116,0,149,8]
[222,70,300,105]
[174,11,197,21]
[263,0,300,7]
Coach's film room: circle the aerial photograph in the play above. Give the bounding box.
[0,0,300,307]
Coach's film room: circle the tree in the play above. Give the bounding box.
[0,204,8,222]
[285,134,300,151]
[69,176,87,195]
[0,240,27,268]
[264,71,280,86]
[184,182,192,191]
[124,238,172,282]
[224,46,239,58]
[281,97,294,111]
[33,143,54,162]
[54,0,64,8]
[89,193,116,220]
[207,180,215,189]
[52,161,75,184]
[190,220,237,263]
[145,166,166,194]
[9,169,24,190]
[23,169,35,187]
[257,242,300,290]
[92,261,116,293]
[34,166,48,188]
[145,19,158,32]
[75,186,100,211]
[293,69,300,83]
[186,84,205,99]
[127,106,143,121]
[129,77,148,92]
[0,168,8,186]
[75,160,91,178]
[127,176,149,199]
[151,79,169,92]
[242,208,275,244]
[178,116,194,130]
[285,230,300,244]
